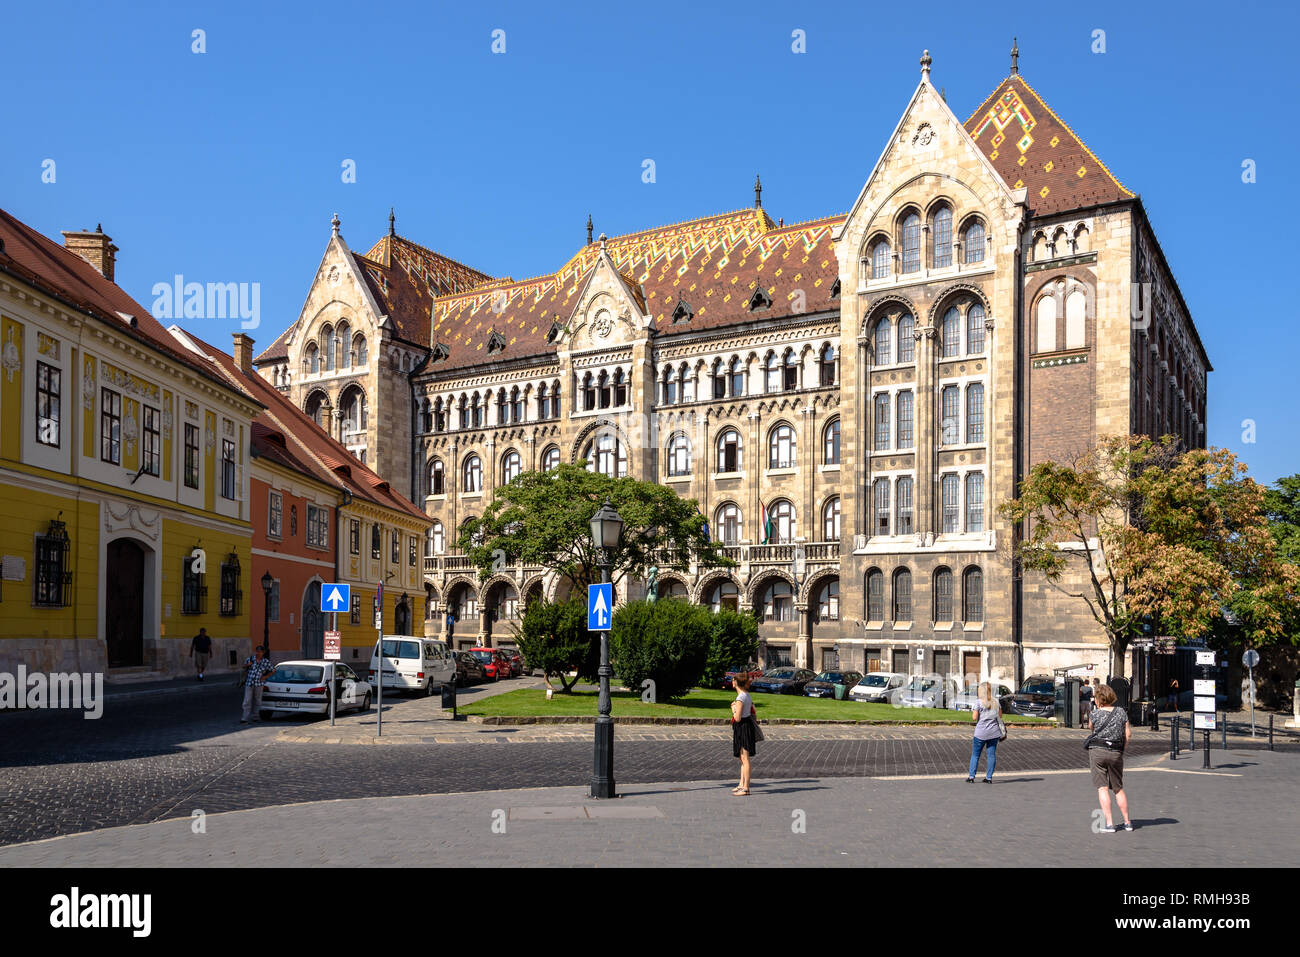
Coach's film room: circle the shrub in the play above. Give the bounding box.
[609,599,712,701]
[516,597,598,693]
[700,608,760,688]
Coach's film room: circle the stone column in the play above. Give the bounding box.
[796,603,812,669]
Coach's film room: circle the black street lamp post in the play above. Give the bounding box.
[260,571,274,654]
[589,499,623,799]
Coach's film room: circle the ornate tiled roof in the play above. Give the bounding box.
[965,74,1133,217]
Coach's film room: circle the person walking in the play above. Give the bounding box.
[240,645,276,724]
[730,673,759,796]
[1086,683,1134,832]
[967,681,1003,783]
[189,627,212,681]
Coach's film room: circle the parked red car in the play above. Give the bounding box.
[722,668,764,690]
[468,648,511,681]
[500,648,525,677]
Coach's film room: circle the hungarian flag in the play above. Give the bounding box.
[761,501,775,545]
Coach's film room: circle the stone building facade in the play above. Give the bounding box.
[255,52,1210,685]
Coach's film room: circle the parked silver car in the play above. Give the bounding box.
[949,682,1014,711]
[897,676,960,709]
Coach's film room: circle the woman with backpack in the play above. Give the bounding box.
[1086,683,1134,832]
[967,681,1005,783]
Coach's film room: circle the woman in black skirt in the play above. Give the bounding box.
[731,672,757,795]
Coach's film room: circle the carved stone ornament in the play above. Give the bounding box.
[83,359,96,410]
[1,328,19,383]
[104,501,160,541]
[327,265,341,286]
[912,122,936,149]
[591,309,614,339]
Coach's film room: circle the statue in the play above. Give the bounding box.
[646,565,659,603]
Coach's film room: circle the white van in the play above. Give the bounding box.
[368,636,456,695]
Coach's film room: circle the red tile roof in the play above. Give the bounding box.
[964,74,1134,217]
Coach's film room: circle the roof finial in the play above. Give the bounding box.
[598,232,607,251]
[586,213,593,245]
[920,49,932,82]
[331,212,341,236]
[1010,37,1019,75]
[754,174,762,209]
[388,207,395,237]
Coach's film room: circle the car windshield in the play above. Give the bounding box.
[814,673,843,683]
[860,675,890,687]
[469,650,493,661]
[271,665,323,684]
[1022,679,1055,694]
[381,640,420,659]
[905,678,937,691]
[765,669,795,679]
[961,685,980,695]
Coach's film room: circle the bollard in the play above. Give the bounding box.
[1189,716,1196,750]
[1221,712,1227,751]
[1171,715,1179,759]
[1151,706,1159,733]
[1269,714,1274,751]
[1202,731,1211,769]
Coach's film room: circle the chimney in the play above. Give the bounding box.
[61,224,118,282]
[233,333,255,374]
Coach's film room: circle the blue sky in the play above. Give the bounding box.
[3,0,1296,482]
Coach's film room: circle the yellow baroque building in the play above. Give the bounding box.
[0,212,261,678]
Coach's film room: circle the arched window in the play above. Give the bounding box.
[457,395,469,430]
[1036,296,1057,353]
[582,372,596,411]
[511,387,523,423]
[1066,289,1086,349]
[871,238,892,279]
[613,368,627,407]
[541,445,560,471]
[715,503,742,546]
[679,363,694,402]
[463,455,483,493]
[711,359,726,399]
[901,211,921,273]
[768,424,796,469]
[823,419,841,465]
[822,496,841,541]
[942,306,961,358]
[337,322,351,368]
[550,380,562,418]
[782,348,799,391]
[470,393,483,428]
[584,433,627,478]
[764,352,780,393]
[934,567,954,621]
[767,499,796,543]
[340,387,367,443]
[963,566,984,622]
[898,313,916,363]
[419,398,432,434]
[874,393,890,451]
[502,450,521,484]
[866,568,884,621]
[597,370,611,409]
[666,432,692,477]
[304,342,320,375]
[353,334,367,366]
[897,390,914,449]
[371,523,382,559]
[819,344,837,386]
[729,357,745,396]
[892,568,913,621]
[967,302,986,354]
[872,478,890,536]
[662,365,679,404]
[964,221,985,264]
[706,579,740,613]
[760,579,795,622]
[428,459,445,496]
[815,579,840,623]
[537,382,550,419]
[931,205,953,268]
[896,476,914,534]
[321,324,334,372]
[965,472,985,532]
[966,384,985,443]
[304,390,328,427]
[496,388,508,425]
[717,428,742,473]
[874,317,893,365]
[432,522,446,557]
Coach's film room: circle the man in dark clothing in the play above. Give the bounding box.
[190,628,213,680]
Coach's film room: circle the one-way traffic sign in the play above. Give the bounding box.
[321,583,350,614]
[588,582,613,631]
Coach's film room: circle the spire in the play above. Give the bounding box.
[1010,37,1019,75]
[754,174,762,209]
[586,213,593,245]
[331,212,341,236]
[388,207,395,236]
[920,49,932,82]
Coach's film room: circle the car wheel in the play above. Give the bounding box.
[426,679,438,697]
[361,693,372,712]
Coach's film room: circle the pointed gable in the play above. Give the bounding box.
[965,75,1133,216]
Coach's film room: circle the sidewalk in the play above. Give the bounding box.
[101,676,235,701]
[4,748,1294,867]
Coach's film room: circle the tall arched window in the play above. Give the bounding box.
[782,348,799,390]
[760,579,795,622]
[419,398,432,433]
[898,313,916,363]
[537,382,550,419]
[1036,296,1058,353]
[663,365,679,404]
[584,434,626,478]
[666,432,692,477]
[707,579,740,613]
[431,522,446,556]
[304,390,328,427]
[550,380,562,418]
[934,567,954,621]
[304,342,320,375]
[871,238,892,279]
[892,568,913,621]
[822,496,841,541]
[815,579,840,622]
[470,393,483,428]
[582,372,596,411]
[764,352,780,393]
[353,334,367,366]
[717,428,742,473]
[716,503,742,545]
[967,303,986,354]
[866,568,884,620]
[931,205,953,268]
[963,566,984,621]
[966,384,985,443]
[502,450,522,484]
[463,455,482,493]
[321,324,334,372]
[679,363,693,402]
[964,221,985,264]
[874,317,893,365]
[942,306,961,358]
[767,499,796,543]
[729,357,745,396]
[823,419,841,465]
[711,359,726,399]
[428,459,445,496]
[337,322,351,368]
[510,387,523,423]
[768,424,796,469]
[457,395,468,430]
[613,368,627,406]
[819,344,837,386]
[541,445,560,471]
[1065,289,1087,349]
[901,212,921,273]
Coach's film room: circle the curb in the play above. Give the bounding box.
[462,715,1062,728]
[104,682,235,702]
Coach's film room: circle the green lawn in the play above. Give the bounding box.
[459,687,1051,724]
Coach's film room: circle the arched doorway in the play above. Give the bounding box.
[302,580,324,658]
[106,538,146,668]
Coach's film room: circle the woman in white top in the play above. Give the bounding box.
[730,673,758,795]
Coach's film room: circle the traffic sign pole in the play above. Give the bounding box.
[329,611,337,727]
[1243,649,1259,737]
[376,583,384,738]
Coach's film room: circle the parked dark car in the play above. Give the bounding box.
[722,668,764,690]
[467,648,511,681]
[1003,675,1057,718]
[453,651,488,685]
[498,647,525,677]
[750,667,817,695]
[803,671,863,699]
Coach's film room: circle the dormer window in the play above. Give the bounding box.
[830,278,841,299]
[747,286,773,311]
[546,321,562,343]
[430,341,450,363]
[672,298,694,324]
[487,330,506,354]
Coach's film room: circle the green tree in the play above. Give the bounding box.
[514,597,596,693]
[457,462,733,590]
[609,600,713,701]
[700,608,760,688]
[1264,475,1300,564]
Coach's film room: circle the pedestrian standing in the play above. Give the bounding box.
[731,673,759,796]
[240,645,276,724]
[1086,683,1134,832]
[1169,678,1180,713]
[967,681,1004,783]
[190,627,212,681]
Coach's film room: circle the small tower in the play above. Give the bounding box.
[754,174,763,210]
[586,213,594,245]
[1010,37,1019,76]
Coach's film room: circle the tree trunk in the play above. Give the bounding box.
[1109,633,1129,680]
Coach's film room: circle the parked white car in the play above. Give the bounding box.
[898,676,960,709]
[260,660,371,719]
[849,672,909,704]
[368,636,456,694]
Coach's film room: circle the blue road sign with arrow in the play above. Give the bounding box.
[321,583,350,614]
[588,582,613,631]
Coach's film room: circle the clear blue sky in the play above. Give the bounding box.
[3,0,1296,483]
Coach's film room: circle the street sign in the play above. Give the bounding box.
[374,581,384,630]
[1194,695,1216,713]
[1155,637,1176,654]
[588,582,613,631]
[1194,679,1215,696]
[1194,713,1217,731]
[321,583,350,614]
[1195,650,1216,666]
[324,631,341,660]
[1243,649,1260,668]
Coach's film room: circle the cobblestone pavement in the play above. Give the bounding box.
[3,749,1295,867]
